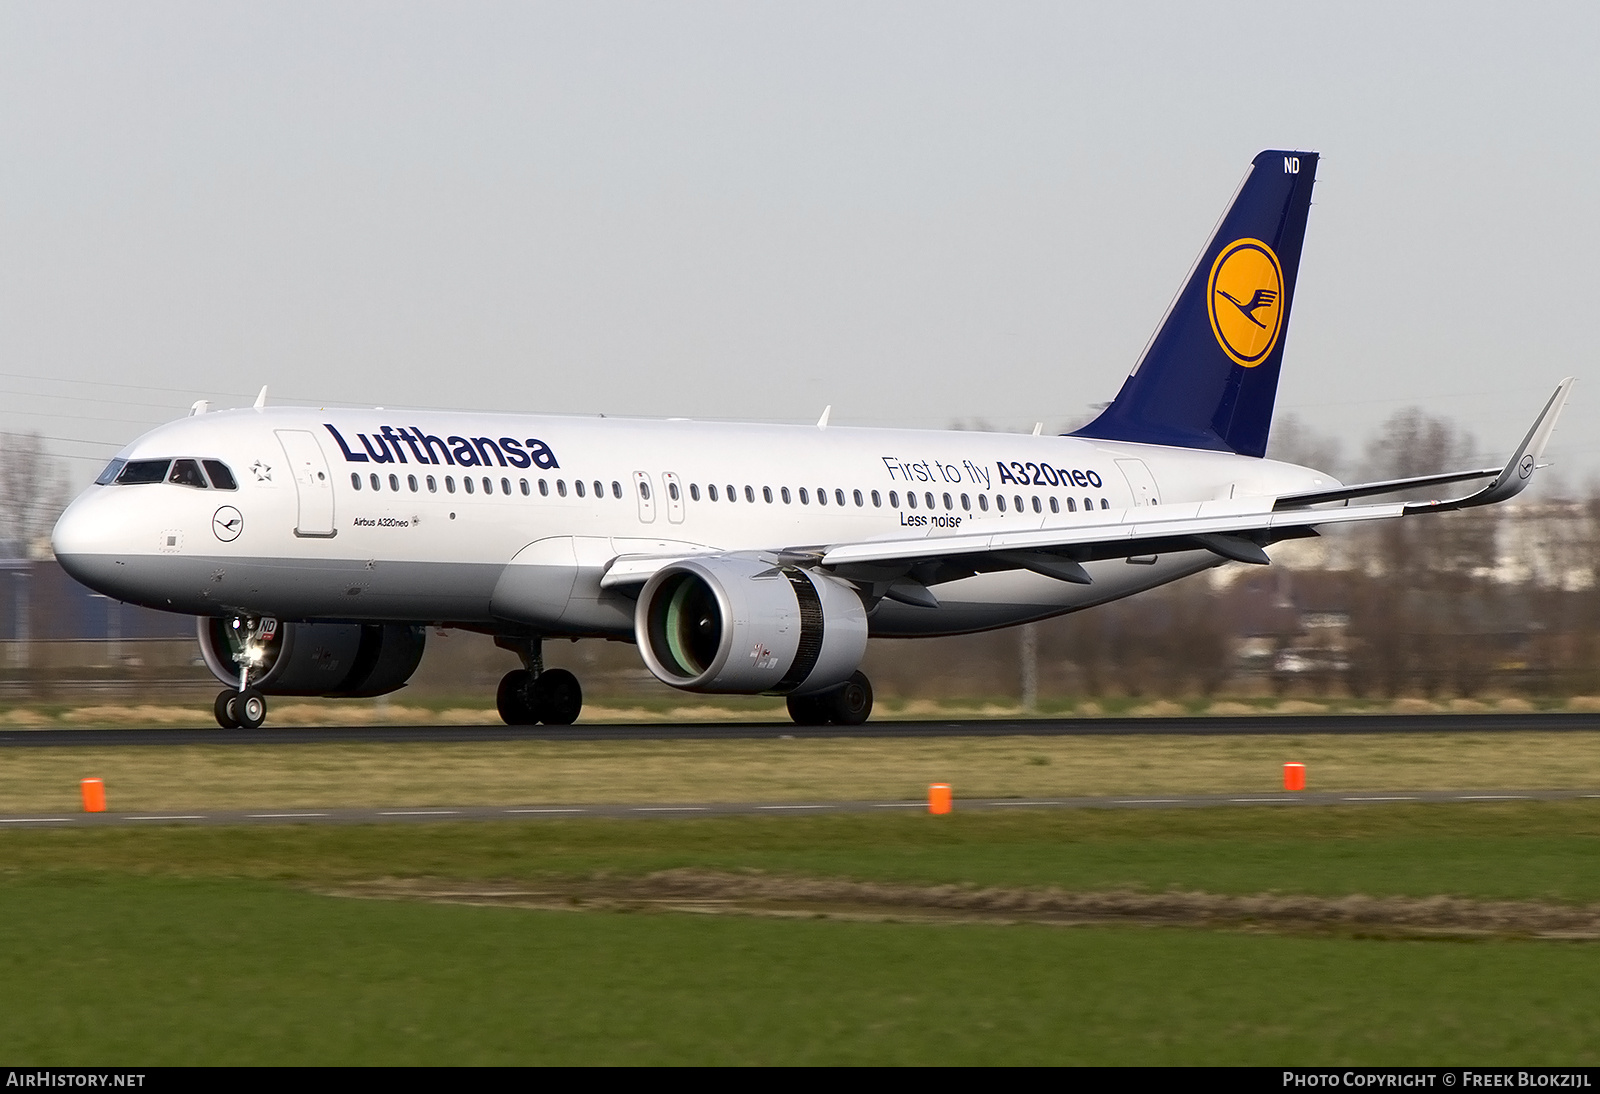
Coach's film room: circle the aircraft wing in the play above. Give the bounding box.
[813,377,1573,605]
[600,378,1572,601]
[1273,377,1574,511]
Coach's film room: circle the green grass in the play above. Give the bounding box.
[5,872,1600,1065]
[5,803,1600,1063]
[8,801,1600,902]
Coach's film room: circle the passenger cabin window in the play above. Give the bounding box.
[408,475,419,492]
[504,478,513,495]
[889,491,899,507]
[1049,497,1059,514]
[482,477,493,495]
[538,479,548,496]
[520,479,530,496]
[556,480,566,497]
[446,476,457,493]
[427,476,438,493]
[798,488,809,504]
[836,489,847,507]
[905,492,915,509]
[352,473,362,490]
[612,481,622,499]
[575,480,586,498]
[871,490,881,507]
[389,474,400,491]
[853,490,864,507]
[202,460,237,490]
[690,483,701,501]
[745,486,756,503]
[639,481,651,500]
[781,487,791,504]
[817,489,828,506]
[370,473,381,491]
[115,459,171,485]
[709,485,719,501]
[978,494,989,511]
[594,480,603,499]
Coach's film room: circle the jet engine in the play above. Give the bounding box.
[635,556,868,695]
[197,616,426,697]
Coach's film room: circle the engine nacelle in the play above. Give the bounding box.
[198,617,426,697]
[635,556,868,695]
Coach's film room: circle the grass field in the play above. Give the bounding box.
[5,802,1600,1064]
[3,730,1600,814]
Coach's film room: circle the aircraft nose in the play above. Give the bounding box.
[51,491,127,594]
[52,493,100,561]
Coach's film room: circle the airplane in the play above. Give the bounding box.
[49,149,1572,730]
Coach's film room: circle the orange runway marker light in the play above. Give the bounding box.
[80,778,106,813]
[1283,763,1306,792]
[928,783,952,815]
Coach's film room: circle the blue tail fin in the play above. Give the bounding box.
[1072,150,1318,458]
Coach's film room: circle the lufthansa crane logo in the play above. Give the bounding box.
[1207,238,1285,367]
[212,506,243,542]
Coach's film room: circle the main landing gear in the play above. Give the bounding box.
[494,636,584,726]
[785,671,874,726]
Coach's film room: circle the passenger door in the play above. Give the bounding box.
[276,429,336,537]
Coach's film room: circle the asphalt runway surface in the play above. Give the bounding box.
[2,787,1596,829]
[5,712,1600,748]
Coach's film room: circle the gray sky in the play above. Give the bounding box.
[3,1,1597,489]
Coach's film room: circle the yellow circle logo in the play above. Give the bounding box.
[1207,238,1284,367]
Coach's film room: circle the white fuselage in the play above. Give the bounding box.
[51,407,1335,638]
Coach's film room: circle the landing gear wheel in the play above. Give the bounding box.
[229,688,268,730]
[786,693,832,726]
[214,689,240,729]
[828,672,873,726]
[496,669,538,725]
[533,668,583,725]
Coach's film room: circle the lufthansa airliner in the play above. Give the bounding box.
[50,151,1571,729]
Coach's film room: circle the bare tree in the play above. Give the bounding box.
[0,433,69,558]
[1267,413,1344,479]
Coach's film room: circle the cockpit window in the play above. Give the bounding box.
[95,459,126,486]
[115,459,171,485]
[203,460,238,490]
[169,459,208,489]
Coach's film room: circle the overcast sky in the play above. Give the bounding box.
[2,1,1597,489]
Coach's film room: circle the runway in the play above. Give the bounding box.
[1,787,1594,828]
[3,711,1600,747]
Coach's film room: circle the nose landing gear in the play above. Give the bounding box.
[214,686,268,729]
[213,614,276,729]
[494,637,584,726]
